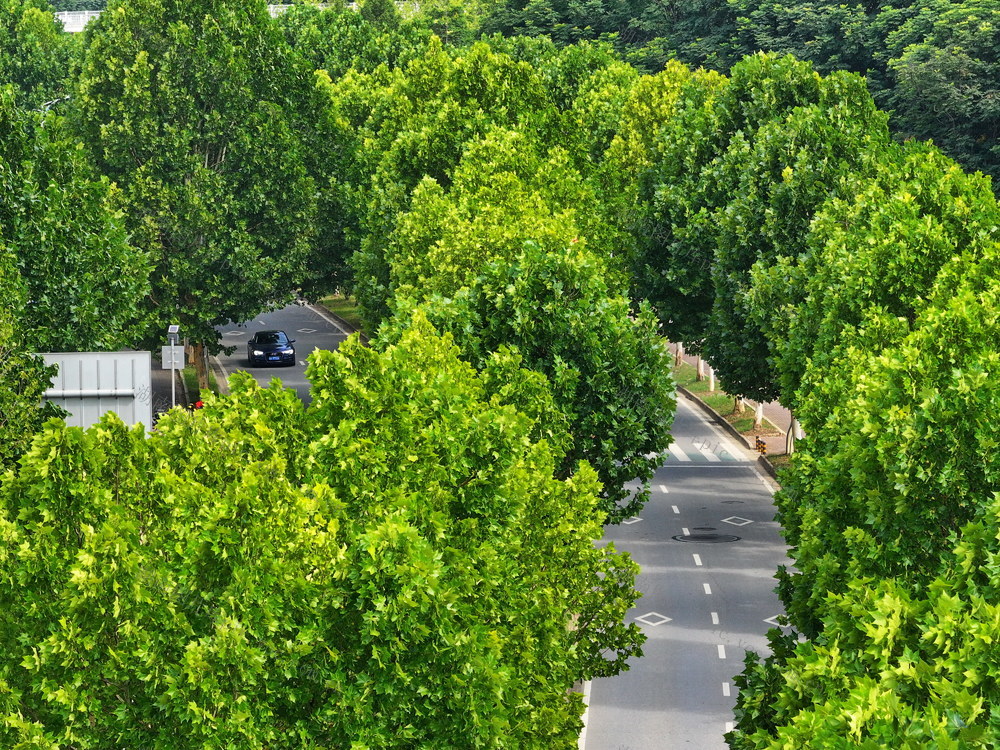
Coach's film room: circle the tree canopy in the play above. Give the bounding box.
[72,0,319,382]
[0,318,643,747]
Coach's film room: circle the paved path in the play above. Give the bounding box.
[214,302,352,403]
[584,396,789,749]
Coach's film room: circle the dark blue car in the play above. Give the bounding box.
[247,330,296,366]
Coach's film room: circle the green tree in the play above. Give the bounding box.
[729,0,877,75]
[275,2,427,79]
[772,238,1000,639]
[884,0,1000,179]
[380,124,674,521]
[629,63,729,346]
[72,0,317,386]
[327,37,558,327]
[385,244,676,522]
[0,90,148,352]
[0,0,74,108]
[0,249,58,469]
[730,497,1000,748]
[0,315,643,746]
[759,142,1000,419]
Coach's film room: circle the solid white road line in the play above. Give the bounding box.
[305,302,355,337]
[752,467,777,495]
[578,679,592,750]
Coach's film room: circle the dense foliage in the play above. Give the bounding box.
[482,0,1000,185]
[0,0,74,107]
[6,0,1000,743]
[0,321,643,746]
[71,0,321,383]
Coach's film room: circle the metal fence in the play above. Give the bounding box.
[41,351,153,430]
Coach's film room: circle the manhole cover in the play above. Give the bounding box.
[672,533,741,543]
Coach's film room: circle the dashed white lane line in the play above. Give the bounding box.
[672,505,680,514]
[722,682,731,697]
[718,644,727,659]
[298,360,306,366]
[683,527,690,536]
[711,611,719,625]
[703,583,713,595]
[668,442,692,461]
[692,554,703,567]
[659,484,669,493]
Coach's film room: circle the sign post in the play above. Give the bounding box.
[163,324,182,408]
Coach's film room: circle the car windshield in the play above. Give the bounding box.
[256,332,287,344]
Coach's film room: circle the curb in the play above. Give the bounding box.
[307,301,369,345]
[211,355,231,396]
[677,386,780,483]
[178,367,190,406]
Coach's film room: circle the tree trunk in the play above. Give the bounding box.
[754,402,764,429]
[786,415,803,454]
[675,341,685,368]
[734,396,745,415]
[192,341,209,392]
[696,356,705,381]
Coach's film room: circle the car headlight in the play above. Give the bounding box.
[282,348,294,354]
[253,350,263,355]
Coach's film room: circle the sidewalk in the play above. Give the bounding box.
[149,357,187,424]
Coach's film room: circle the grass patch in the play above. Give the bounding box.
[318,294,366,335]
[767,453,792,472]
[182,366,218,401]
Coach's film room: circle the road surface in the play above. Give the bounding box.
[584,396,789,749]
[215,302,352,403]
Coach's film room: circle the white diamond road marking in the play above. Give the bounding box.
[635,612,672,627]
[764,614,786,627]
[224,330,245,336]
[297,327,317,333]
[622,516,643,525]
[722,516,754,527]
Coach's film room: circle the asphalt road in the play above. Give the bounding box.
[215,302,353,404]
[583,396,790,750]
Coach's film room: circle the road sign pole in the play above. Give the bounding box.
[167,324,180,409]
